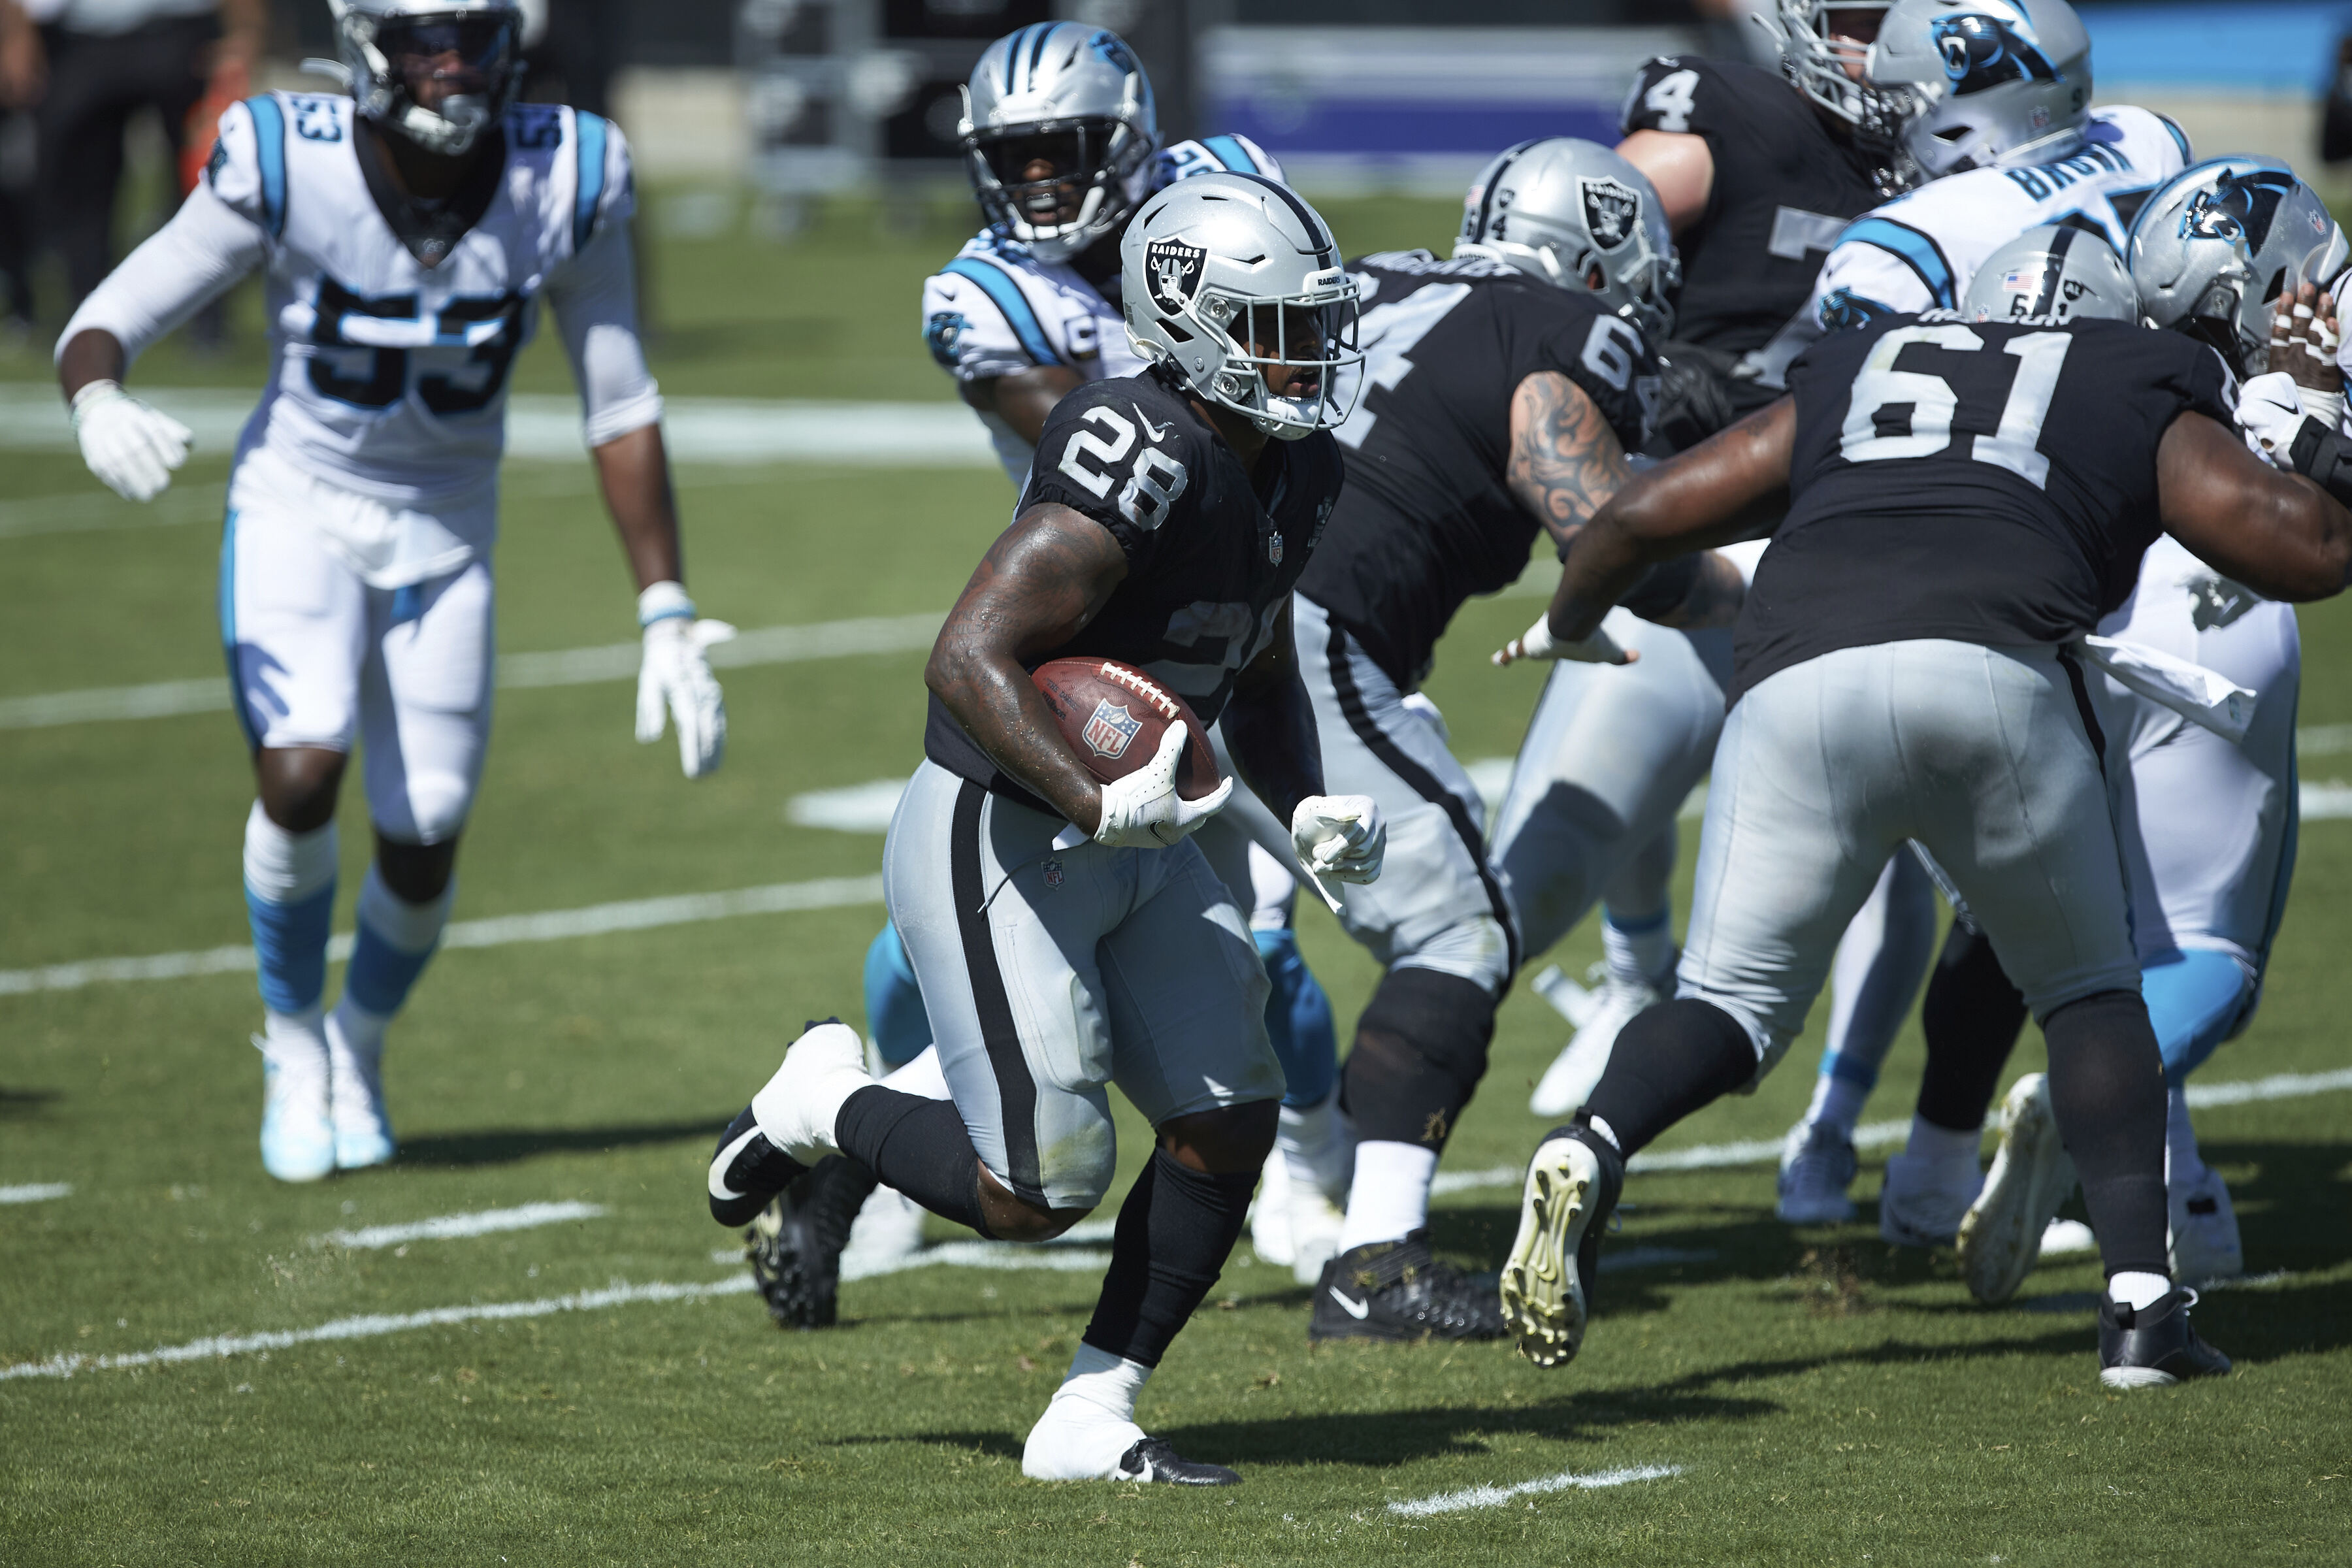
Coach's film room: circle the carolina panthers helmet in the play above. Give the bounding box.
[2129,157,2351,378]
[961,24,1158,265]
[1867,0,2092,178]
[1454,138,1680,339]
[329,0,523,157]
[1775,2,1917,154]
[1959,225,2135,325]
[1121,172,1362,440]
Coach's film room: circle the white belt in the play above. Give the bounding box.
[2072,634,2257,745]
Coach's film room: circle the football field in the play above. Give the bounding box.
[2,192,2348,1565]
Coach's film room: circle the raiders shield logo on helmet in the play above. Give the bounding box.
[1580,178,1640,251]
[1145,239,1207,314]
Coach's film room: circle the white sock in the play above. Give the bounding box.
[1584,1115,1624,1155]
[1278,1096,1348,1203]
[1337,1140,1438,1252]
[243,801,338,902]
[1601,911,1674,987]
[329,997,391,1062]
[1023,1344,1152,1480]
[2163,1087,2202,1187]
[881,1046,951,1100]
[2108,1270,2171,1311]
[259,1004,329,1071]
[1054,1341,1151,1423]
[1904,1114,1980,1167]
[1805,1073,1872,1140]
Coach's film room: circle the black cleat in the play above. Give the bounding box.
[1117,1437,1240,1486]
[1500,1119,1625,1369]
[747,1154,879,1330]
[2099,1288,2232,1389]
[1309,1231,1507,1343]
[708,1103,806,1228]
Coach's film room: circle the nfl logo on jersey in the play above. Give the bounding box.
[1084,699,1144,760]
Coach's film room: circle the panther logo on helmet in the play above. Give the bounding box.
[1931,13,2060,89]
[1145,239,1206,314]
[2181,169,2298,252]
[1579,178,1641,251]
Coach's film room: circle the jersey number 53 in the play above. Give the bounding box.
[309,278,529,417]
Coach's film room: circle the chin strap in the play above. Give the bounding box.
[2288,415,2352,509]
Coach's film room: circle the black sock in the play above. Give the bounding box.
[2043,989,2170,1280]
[833,1085,994,1238]
[1581,998,1756,1158]
[1080,1149,1257,1369]
[1335,968,1498,1151]
[1917,923,2030,1132]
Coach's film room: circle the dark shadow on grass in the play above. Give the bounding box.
[393,1118,717,1168]
[0,1087,60,1119]
[825,1431,1026,1463]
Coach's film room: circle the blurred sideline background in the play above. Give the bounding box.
[3,0,2352,382]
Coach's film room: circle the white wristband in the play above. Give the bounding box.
[637,580,695,627]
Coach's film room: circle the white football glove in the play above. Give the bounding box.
[1492,612,1637,668]
[2236,371,2319,470]
[1094,722,1233,849]
[1292,794,1384,886]
[71,380,193,502]
[634,581,734,779]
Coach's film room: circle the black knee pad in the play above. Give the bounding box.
[1338,968,1497,1150]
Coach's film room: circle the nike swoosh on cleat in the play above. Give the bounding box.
[1134,405,1170,442]
[1328,1288,1370,1319]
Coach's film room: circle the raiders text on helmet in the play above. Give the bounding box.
[330,0,524,157]
[1959,225,2136,326]
[960,24,1158,265]
[1454,137,1680,339]
[2130,157,2350,378]
[1867,0,2092,179]
[1120,172,1362,440]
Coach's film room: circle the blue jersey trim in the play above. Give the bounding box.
[572,111,609,253]
[1838,216,1956,308]
[2155,112,2193,166]
[1200,135,1254,173]
[943,256,1060,367]
[246,95,288,239]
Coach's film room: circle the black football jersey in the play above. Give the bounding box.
[1296,250,1658,689]
[923,367,1344,806]
[1622,57,1893,371]
[1731,315,2237,705]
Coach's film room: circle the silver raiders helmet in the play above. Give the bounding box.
[1959,224,2136,325]
[1454,137,1680,339]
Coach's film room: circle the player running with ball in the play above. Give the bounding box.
[707,173,1380,1485]
[54,0,728,1184]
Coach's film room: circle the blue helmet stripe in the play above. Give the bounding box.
[944,257,1062,367]
[572,111,609,253]
[245,94,288,238]
[1028,23,1056,86]
[1838,216,1957,308]
[1002,25,1033,92]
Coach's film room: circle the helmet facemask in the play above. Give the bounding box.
[1776,2,1914,157]
[963,112,1149,264]
[1189,286,1363,440]
[340,3,521,157]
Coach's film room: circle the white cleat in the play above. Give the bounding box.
[2168,1166,2244,1286]
[1879,1151,1985,1249]
[1957,1073,2078,1304]
[2040,1218,2098,1256]
[1500,1128,1620,1369]
[1528,970,1664,1118]
[1021,1391,1241,1484]
[749,1019,872,1167]
[254,1030,335,1184]
[1776,1120,1859,1225]
[325,1011,395,1171]
[1248,1154,1348,1285]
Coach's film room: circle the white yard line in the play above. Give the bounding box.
[1424,1066,2352,1195]
[312,1201,606,1251]
[0,874,884,998]
[1388,1463,1682,1516]
[0,1275,760,1382]
[0,612,940,731]
[0,1183,72,1205]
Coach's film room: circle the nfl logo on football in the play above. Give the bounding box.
[1084,698,1144,759]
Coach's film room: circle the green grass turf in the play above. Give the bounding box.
[4,191,2351,1564]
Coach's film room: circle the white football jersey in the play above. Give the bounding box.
[204,91,641,512]
[920,134,1284,484]
[1747,107,2192,387]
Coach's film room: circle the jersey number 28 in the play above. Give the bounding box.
[1839,325,2070,489]
[1058,406,1190,529]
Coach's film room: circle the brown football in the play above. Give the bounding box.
[1032,657,1222,802]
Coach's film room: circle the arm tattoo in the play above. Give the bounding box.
[1509,371,1633,553]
